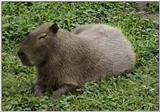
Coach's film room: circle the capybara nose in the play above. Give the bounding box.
[17,51,26,60]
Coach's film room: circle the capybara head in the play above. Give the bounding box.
[17,23,59,66]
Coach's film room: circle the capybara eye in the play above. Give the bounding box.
[38,33,47,40]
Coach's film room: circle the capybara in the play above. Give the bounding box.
[17,23,136,101]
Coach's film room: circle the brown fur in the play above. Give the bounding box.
[18,23,136,101]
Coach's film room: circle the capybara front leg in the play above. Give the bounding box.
[50,84,78,101]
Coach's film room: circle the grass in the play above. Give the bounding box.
[2,2,159,111]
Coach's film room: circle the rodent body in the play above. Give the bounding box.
[72,24,135,76]
[18,23,136,101]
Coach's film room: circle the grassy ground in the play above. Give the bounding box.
[2,2,159,111]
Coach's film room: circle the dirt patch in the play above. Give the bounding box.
[135,2,159,25]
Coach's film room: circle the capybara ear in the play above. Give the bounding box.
[49,23,59,33]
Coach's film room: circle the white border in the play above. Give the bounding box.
[0,0,159,111]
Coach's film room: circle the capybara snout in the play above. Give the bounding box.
[17,49,32,66]
[17,50,26,61]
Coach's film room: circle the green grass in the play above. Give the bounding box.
[2,2,159,111]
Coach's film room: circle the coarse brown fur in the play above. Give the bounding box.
[18,23,136,101]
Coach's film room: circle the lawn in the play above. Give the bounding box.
[2,2,159,111]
